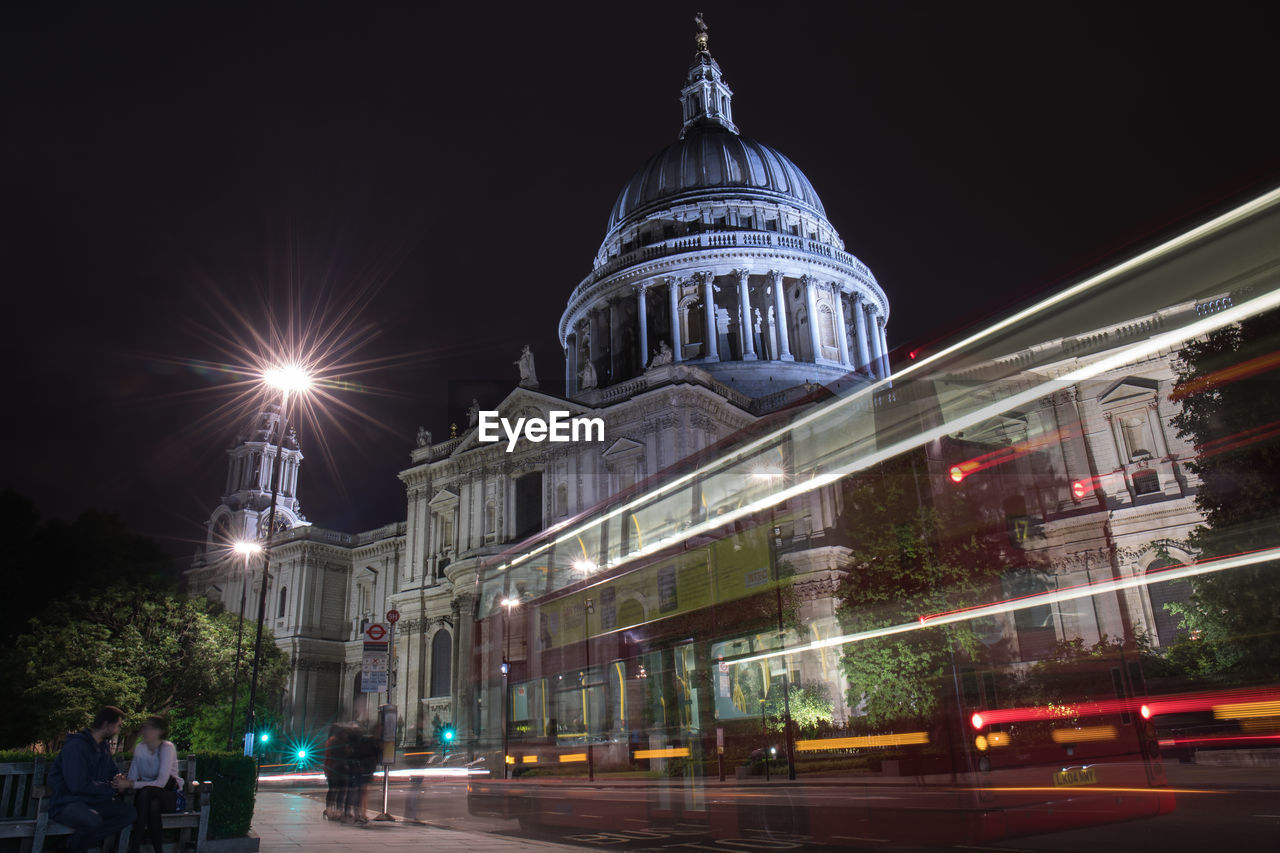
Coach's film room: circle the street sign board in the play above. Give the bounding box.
[386,609,400,624]
[362,638,389,693]
[365,622,387,641]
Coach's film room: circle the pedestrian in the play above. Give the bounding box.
[47,706,136,851]
[322,723,350,820]
[125,715,182,853]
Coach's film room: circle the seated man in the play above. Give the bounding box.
[48,706,136,851]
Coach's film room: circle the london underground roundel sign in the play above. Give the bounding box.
[365,623,387,641]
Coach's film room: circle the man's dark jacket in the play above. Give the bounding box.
[48,729,120,812]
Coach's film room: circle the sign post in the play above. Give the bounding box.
[362,623,388,694]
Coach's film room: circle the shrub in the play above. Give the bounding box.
[190,752,257,838]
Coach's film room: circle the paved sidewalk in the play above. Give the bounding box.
[251,791,585,851]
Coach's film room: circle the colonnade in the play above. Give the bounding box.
[566,270,889,393]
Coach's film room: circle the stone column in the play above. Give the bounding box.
[1148,399,1170,459]
[769,271,793,361]
[833,285,851,366]
[698,272,719,361]
[636,284,649,368]
[565,333,577,395]
[851,293,871,372]
[864,304,882,379]
[735,270,756,360]
[803,275,822,362]
[667,277,683,362]
[876,315,890,377]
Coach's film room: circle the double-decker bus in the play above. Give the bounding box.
[468,186,1280,847]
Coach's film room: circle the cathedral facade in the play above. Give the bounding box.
[187,26,1211,745]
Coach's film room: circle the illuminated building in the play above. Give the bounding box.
[186,21,1226,742]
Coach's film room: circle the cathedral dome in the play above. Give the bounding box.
[606,126,828,234]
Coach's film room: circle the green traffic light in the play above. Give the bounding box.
[260,732,270,743]
[297,749,307,759]
[442,728,455,741]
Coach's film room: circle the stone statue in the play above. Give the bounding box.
[579,359,598,390]
[649,340,674,368]
[467,399,480,428]
[515,345,538,388]
[415,426,431,448]
[695,12,708,34]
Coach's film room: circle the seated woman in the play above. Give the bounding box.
[126,716,182,853]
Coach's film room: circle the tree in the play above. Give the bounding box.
[4,584,288,749]
[1168,301,1280,681]
[763,683,833,737]
[836,449,1044,727]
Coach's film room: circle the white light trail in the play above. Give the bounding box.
[727,547,1280,668]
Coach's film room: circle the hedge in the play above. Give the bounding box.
[190,752,257,838]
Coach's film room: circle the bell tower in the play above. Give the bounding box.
[204,404,309,550]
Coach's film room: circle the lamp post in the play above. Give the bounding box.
[501,596,518,778]
[584,598,595,782]
[227,540,262,750]
[243,364,311,756]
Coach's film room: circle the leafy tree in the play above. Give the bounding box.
[835,450,1043,727]
[1168,301,1280,681]
[763,683,833,737]
[4,584,288,749]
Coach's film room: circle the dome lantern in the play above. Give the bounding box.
[680,13,738,139]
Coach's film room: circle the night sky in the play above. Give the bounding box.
[4,2,1278,562]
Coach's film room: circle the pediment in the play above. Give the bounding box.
[602,437,644,458]
[1098,376,1159,406]
[428,488,459,507]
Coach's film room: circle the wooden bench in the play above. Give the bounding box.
[0,757,213,852]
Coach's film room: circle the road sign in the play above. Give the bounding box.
[386,609,400,624]
[365,622,387,641]
[362,633,389,693]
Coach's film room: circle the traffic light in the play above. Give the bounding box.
[296,748,308,760]
[442,726,456,742]
[259,732,271,744]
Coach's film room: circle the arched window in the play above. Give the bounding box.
[1146,557,1191,646]
[818,305,837,349]
[277,586,287,619]
[430,631,453,698]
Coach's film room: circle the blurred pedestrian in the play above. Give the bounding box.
[322,723,350,820]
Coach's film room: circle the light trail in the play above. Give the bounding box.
[728,547,1280,669]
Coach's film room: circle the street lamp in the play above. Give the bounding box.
[501,596,519,778]
[227,540,262,750]
[243,363,312,756]
[583,598,595,782]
